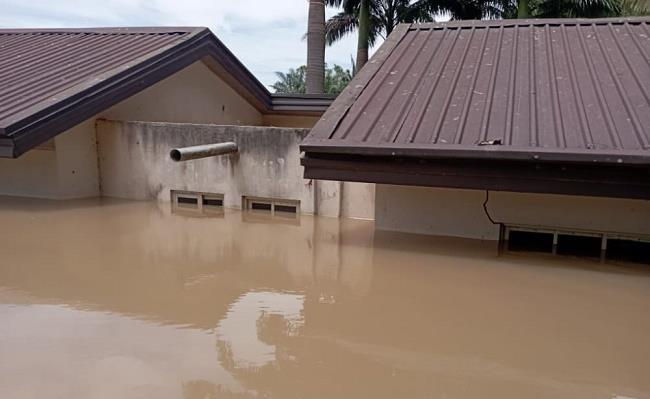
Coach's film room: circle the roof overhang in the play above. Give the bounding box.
[301,152,650,200]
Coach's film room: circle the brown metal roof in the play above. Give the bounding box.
[301,17,650,199]
[0,28,200,131]
[0,27,333,158]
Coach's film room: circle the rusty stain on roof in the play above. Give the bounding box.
[302,17,650,165]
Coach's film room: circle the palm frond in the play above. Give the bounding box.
[325,12,359,45]
[621,0,650,14]
[533,0,621,17]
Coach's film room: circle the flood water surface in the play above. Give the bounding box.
[0,197,649,399]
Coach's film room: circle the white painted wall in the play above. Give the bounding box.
[490,191,650,236]
[0,148,59,199]
[376,185,650,240]
[0,120,99,199]
[376,185,500,240]
[104,62,262,125]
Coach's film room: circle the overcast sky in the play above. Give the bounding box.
[0,0,372,90]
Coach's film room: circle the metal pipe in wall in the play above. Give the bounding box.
[169,142,238,162]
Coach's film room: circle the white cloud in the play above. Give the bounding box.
[0,0,368,88]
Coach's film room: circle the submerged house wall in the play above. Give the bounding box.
[97,121,312,210]
[97,120,373,218]
[376,185,650,240]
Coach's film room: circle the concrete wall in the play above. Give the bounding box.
[96,120,374,218]
[97,120,312,210]
[263,114,320,128]
[376,185,500,240]
[376,185,650,240]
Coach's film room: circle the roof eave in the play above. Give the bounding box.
[300,140,650,166]
[301,152,650,200]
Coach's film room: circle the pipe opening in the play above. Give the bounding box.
[170,149,182,162]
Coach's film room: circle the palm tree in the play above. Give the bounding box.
[325,1,437,52]
[272,67,307,94]
[306,0,326,93]
[324,0,500,70]
[357,0,371,70]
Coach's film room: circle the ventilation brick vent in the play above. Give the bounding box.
[504,225,650,265]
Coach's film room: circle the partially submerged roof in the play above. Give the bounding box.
[301,17,650,199]
[0,27,333,158]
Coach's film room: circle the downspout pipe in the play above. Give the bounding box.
[170,142,238,162]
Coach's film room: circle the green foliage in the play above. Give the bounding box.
[272,66,307,94]
[272,64,353,95]
[325,65,354,94]
[325,0,637,42]
[621,0,650,14]
[325,0,440,48]
[530,0,621,17]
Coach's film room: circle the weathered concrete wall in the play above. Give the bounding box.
[376,185,650,240]
[315,181,375,220]
[263,114,320,128]
[97,120,375,219]
[98,120,314,211]
[342,182,375,220]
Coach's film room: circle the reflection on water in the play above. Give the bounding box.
[0,196,649,399]
[217,291,305,369]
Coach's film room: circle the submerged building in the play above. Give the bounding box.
[301,17,650,257]
[1,19,649,258]
[0,27,373,219]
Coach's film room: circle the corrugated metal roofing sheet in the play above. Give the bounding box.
[302,17,650,165]
[0,28,199,132]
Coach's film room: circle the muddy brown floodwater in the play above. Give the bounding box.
[0,197,649,399]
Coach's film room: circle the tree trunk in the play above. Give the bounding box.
[306,0,326,94]
[356,0,370,71]
[518,0,531,18]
